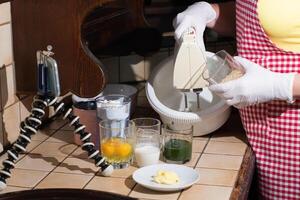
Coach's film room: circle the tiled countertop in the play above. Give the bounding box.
[0,109,253,200]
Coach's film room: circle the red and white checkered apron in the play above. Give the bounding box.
[236,0,300,199]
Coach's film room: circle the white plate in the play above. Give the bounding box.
[132,164,200,192]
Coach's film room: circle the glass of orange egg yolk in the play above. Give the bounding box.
[99,120,135,169]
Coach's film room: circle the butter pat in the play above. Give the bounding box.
[153,170,180,185]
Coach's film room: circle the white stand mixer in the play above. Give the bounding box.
[146,28,231,135]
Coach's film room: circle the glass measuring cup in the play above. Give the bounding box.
[202,50,244,85]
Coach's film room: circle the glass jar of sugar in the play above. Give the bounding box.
[96,95,131,122]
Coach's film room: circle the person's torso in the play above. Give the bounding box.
[257,0,300,53]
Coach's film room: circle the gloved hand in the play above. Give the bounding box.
[173,2,216,50]
[209,56,296,108]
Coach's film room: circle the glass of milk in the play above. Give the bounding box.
[132,118,161,167]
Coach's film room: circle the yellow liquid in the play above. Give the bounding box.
[101,137,133,163]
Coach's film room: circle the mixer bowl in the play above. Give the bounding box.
[146,52,231,136]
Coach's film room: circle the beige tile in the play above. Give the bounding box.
[106,165,138,179]
[46,119,68,130]
[120,54,145,82]
[179,185,232,200]
[193,135,210,141]
[31,141,77,157]
[204,141,247,156]
[196,168,238,187]
[2,102,20,146]
[183,153,200,168]
[192,139,207,153]
[210,131,247,143]
[0,24,13,66]
[130,184,180,200]
[0,112,3,152]
[21,140,43,154]
[46,130,75,144]
[32,129,55,142]
[15,153,65,171]
[145,50,169,80]
[70,147,88,159]
[60,123,74,131]
[35,172,92,189]
[54,157,99,175]
[0,149,8,162]
[0,3,11,24]
[101,57,119,83]
[0,81,2,110]
[7,168,49,188]
[0,186,29,194]
[1,66,18,108]
[197,153,243,170]
[19,95,34,122]
[85,177,135,196]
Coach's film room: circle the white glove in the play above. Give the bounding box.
[209,56,296,108]
[173,2,216,50]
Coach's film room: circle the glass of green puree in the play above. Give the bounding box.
[162,125,193,164]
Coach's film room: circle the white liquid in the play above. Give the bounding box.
[134,145,160,167]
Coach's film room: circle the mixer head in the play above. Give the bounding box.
[173,28,209,91]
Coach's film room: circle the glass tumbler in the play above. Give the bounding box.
[99,119,136,169]
[203,50,244,85]
[132,118,161,167]
[162,125,193,164]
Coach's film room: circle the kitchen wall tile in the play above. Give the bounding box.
[7,168,49,188]
[30,141,77,157]
[204,141,247,156]
[196,168,238,187]
[85,177,135,196]
[197,153,243,170]
[120,54,145,82]
[130,184,180,200]
[2,102,20,146]
[179,185,232,200]
[54,157,99,175]
[15,154,65,171]
[0,23,13,67]
[0,186,29,194]
[144,50,169,80]
[0,3,11,24]
[35,172,93,189]
[100,57,119,83]
[1,65,18,108]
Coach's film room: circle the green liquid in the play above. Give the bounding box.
[163,139,192,163]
